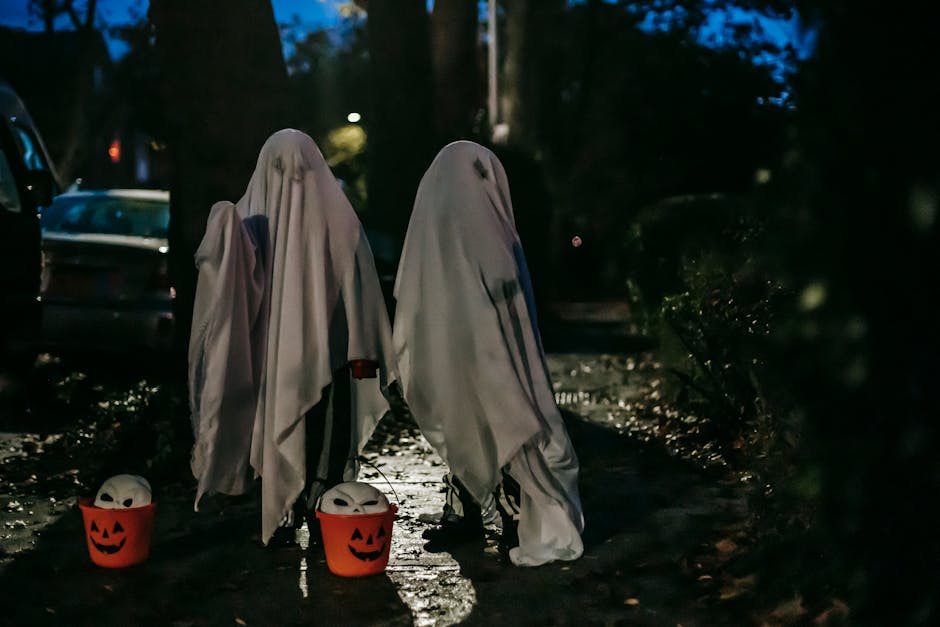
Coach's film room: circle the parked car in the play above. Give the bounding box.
[1,79,60,371]
[39,189,174,352]
[363,227,401,317]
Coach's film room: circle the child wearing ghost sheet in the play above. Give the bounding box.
[188,129,396,547]
[392,141,585,566]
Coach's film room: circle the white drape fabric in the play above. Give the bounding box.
[189,129,394,545]
[393,140,584,566]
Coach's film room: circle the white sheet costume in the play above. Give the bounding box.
[189,129,394,545]
[393,141,584,566]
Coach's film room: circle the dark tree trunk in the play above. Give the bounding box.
[84,0,97,29]
[150,0,291,361]
[496,0,564,301]
[500,0,528,145]
[500,0,563,152]
[430,0,480,142]
[363,0,435,240]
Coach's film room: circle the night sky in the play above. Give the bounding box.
[0,0,812,64]
[0,0,342,57]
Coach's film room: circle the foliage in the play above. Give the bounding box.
[660,253,786,456]
[621,4,940,621]
[323,124,369,213]
[281,14,370,141]
[28,0,98,32]
[619,183,871,621]
[537,1,792,298]
[623,192,795,466]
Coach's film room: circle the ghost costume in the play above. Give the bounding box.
[393,141,584,566]
[189,129,394,545]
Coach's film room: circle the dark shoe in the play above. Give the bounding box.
[422,515,486,549]
[267,525,298,548]
[304,512,323,548]
[497,518,519,558]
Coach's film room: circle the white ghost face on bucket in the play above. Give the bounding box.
[320,481,389,515]
[94,474,152,509]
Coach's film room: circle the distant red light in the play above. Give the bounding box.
[108,140,121,163]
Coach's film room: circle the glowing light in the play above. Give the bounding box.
[909,183,938,233]
[799,281,827,311]
[571,235,583,248]
[108,139,121,163]
[158,246,169,254]
[347,112,361,123]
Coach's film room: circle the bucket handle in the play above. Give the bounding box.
[354,455,400,504]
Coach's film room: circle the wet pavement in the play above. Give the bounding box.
[1,349,753,626]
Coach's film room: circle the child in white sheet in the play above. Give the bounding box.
[189,129,395,546]
[393,141,584,566]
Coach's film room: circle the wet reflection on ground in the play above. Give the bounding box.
[1,350,750,625]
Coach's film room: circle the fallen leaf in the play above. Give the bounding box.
[813,598,850,625]
[235,618,247,626]
[718,574,756,600]
[624,598,640,606]
[767,595,807,623]
[715,538,738,554]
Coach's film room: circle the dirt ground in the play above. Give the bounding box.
[1,344,760,626]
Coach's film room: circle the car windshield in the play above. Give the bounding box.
[41,196,169,238]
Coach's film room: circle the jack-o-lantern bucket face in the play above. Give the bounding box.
[317,503,397,577]
[89,519,127,555]
[79,499,156,568]
[348,522,388,562]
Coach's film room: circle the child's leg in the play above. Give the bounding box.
[494,470,521,552]
[269,383,337,546]
[324,365,352,486]
[303,366,353,512]
[422,472,485,545]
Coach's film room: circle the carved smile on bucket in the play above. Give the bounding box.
[89,520,127,554]
[347,525,386,561]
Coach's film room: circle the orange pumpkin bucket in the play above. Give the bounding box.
[316,503,397,577]
[78,498,156,568]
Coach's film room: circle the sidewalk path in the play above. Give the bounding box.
[1,352,748,626]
